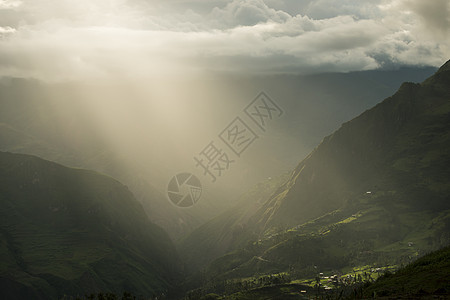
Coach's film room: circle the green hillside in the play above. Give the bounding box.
[192,246,450,300]
[363,245,450,298]
[254,61,450,231]
[0,151,182,299]
[180,60,450,298]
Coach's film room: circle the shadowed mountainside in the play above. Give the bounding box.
[180,60,450,288]
[0,151,182,299]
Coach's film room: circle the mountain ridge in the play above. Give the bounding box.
[179,59,450,288]
[252,59,450,232]
[0,151,182,299]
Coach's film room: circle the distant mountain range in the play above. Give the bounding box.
[0,151,182,299]
[179,60,450,296]
[0,67,437,240]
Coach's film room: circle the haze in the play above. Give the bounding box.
[0,0,449,235]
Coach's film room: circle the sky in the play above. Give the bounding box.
[0,0,449,81]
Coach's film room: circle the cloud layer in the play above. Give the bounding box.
[0,0,449,80]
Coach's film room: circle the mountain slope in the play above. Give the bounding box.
[252,59,450,232]
[180,61,449,273]
[179,60,450,297]
[0,151,182,299]
[363,245,450,298]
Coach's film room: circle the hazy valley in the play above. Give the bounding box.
[0,61,449,299]
[1,1,450,298]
